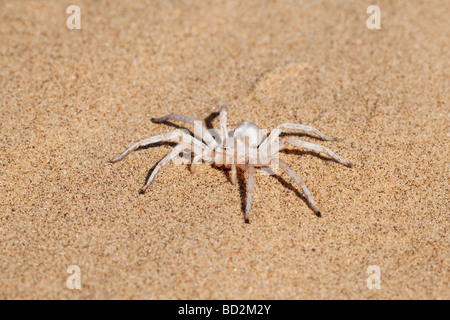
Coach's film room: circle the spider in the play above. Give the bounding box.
[110,105,352,223]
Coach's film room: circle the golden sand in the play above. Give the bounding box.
[0,0,448,299]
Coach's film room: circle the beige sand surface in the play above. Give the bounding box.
[0,0,448,299]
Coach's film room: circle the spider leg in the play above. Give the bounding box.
[139,143,188,193]
[244,164,255,223]
[190,153,203,173]
[272,158,322,217]
[230,163,237,184]
[110,130,207,163]
[219,105,228,141]
[190,144,216,173]
[272,140,352,167]
[152,113,219,148]
[275,123,337,141]
[259,123,337,153]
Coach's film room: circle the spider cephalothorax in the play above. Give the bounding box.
[110,106,352,223]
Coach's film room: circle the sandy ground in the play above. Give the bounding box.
[0,0,448,299]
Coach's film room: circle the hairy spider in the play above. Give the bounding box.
[110,105,352,223]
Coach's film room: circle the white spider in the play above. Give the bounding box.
[110,106,352,223]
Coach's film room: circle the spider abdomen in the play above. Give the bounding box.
[233,121,266,148]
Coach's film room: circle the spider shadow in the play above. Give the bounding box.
[279,132,339,141]
[140,141,178,149]
[233,166,322,220]
[236,168,247,215]
[209,165,247,217]
[138,141,179,192]
[151,111,223,143]
[270,174,322,217]
[204,111,219,131]
[280,149,336,164]
[150,119,195,137]
[204,111,222,142]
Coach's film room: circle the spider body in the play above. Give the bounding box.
[233,121,266,148]
[110,106,352,223]
[214,122,267,169]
